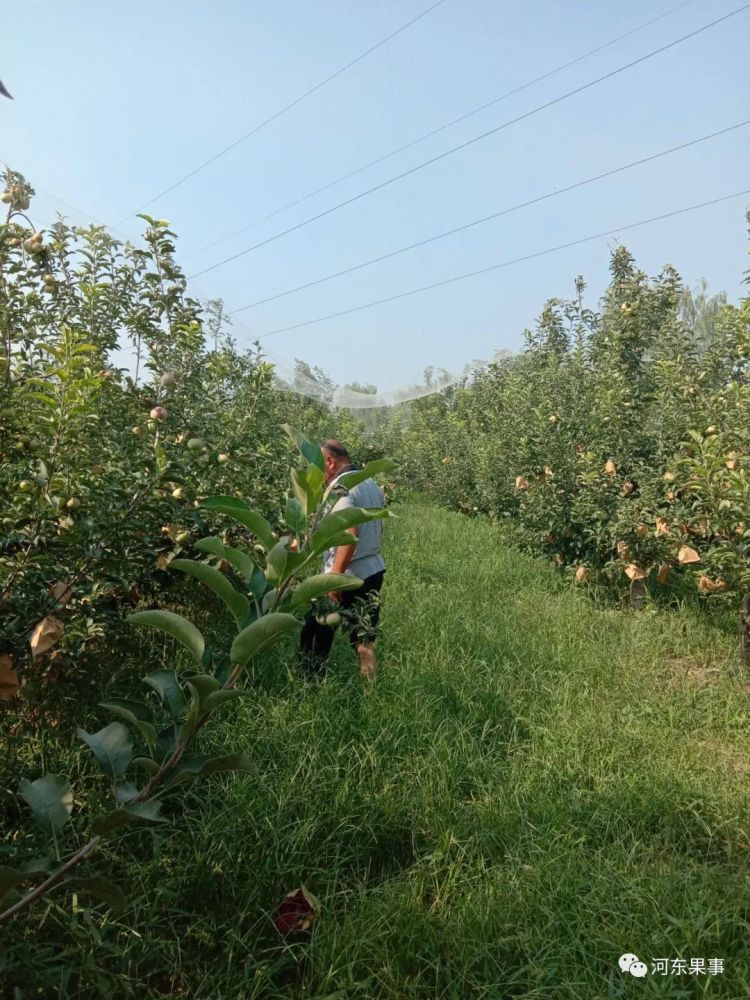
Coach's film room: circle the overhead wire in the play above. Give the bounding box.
[228,120,749,313]
[115,0,448,224]
[187,0,698,260]
[255,189,750,338]
[188,3,750,280]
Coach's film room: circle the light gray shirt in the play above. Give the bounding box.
[323,470,386,580]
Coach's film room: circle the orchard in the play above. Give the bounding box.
[2,170,749,996]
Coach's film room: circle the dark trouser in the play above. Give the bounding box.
[299,570,385,675]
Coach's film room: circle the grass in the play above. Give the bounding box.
[2,498,750,998]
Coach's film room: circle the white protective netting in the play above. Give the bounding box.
[26,191,507,408]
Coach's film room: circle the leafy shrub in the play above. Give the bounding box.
[379,236,749,607]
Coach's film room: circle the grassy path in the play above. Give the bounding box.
[8,501,750,998]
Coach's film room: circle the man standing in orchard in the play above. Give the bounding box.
[299,440,386,683]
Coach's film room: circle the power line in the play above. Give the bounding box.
[229,121,749,313]
[188,0,697,261]
[255,189,750,339]
[188,3,750,281]
[115,0,448,225]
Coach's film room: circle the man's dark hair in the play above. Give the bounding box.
[321,439,350,460]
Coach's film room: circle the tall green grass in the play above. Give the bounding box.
[3,500,749,998]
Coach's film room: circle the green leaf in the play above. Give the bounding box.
[165,752,256,788]
[185,673,220,701]
[321,531,360,549]
[99,699,156,748]
[284,495,306,534]
[154,724,179,764]
[265,538,289,584]
[213,656,233,685]
[291,468,312,516]
[92,800,166,836]
[195,537,256,582]
[19,775,74,834]
[199,497,275,550]
[28,391,58,410]
[126,800,165,822]
[230,613,299,667]
[203,689,243,712]
[164,753,207,787]
[248,566,269,599]
[143,670,186,720]
[291,464,325,516]
[185,673,221,719]
[306,462,325,497]
[100,698,151,722]
[335,459,398,491]
[72,875,126,913]
[170,559,251,628]
[0,866,26,905]
[281,424,324,471]
[77,723,133,778]
[310,507,392,555]
[290,573,363,609]
[262,589,277,613]
[132,756,160,775]
[197,495,251,511]
[128,610,205,665]
[114,781,139,803]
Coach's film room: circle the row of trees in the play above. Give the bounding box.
[377,235,749,608]
[0,169,366,703]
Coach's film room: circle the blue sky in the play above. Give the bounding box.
[4,0,749,393]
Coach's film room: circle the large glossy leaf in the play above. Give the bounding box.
[114,781,139,803]
[100,699,156,748]
[154,723,179,764]
[281,424,324,471]
[284,496,306,534]
[321,531,360,549]
[265,538,289,584]
[128,610,205,665]
[290,573,363,609]
[143,670,185,720]
[195,537,256,582]
[306,462,325,496]
[184,673,234,723]
[100,698,151,722]
[292,463,325,516]
[171,559,251,628]
[132,756,159,776]
[230,613,299,667]
[77,723,133,778]
[185,673,221,704]
[19,775,73,833]
[199,498,275,550]
[291,468,312,516]
[262,589,277,613]
[266,539,305,585]
[248,566,269,599]
[310,507,392,555]
[92,800,165,836]
[335,459,398,492]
